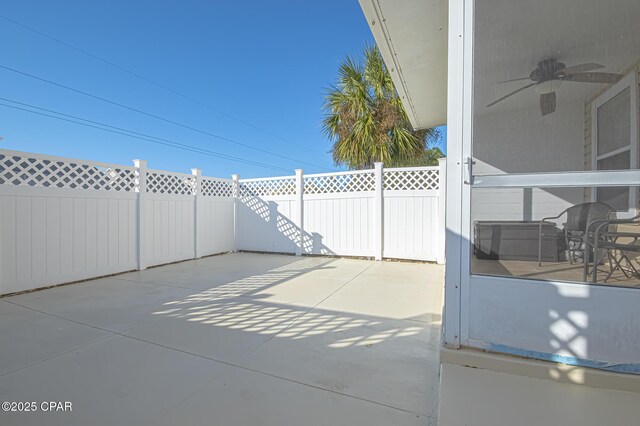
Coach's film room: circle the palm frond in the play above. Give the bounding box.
[322,45,443,169]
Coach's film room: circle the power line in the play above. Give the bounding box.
[0,100,288,172]
[0,64,329,172]
[0,14,324,156]
[0,98,291,173]
[0,97,282,171]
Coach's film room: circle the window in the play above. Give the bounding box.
[592,71,639,216]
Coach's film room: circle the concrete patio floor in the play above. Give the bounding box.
[0,252,443,426]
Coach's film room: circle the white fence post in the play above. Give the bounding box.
[437,158,447,265]
[133,159,147,270]
[295,169,304,256]
[191,168,202,259]
[374,162,384,261]
[232,174,240,252]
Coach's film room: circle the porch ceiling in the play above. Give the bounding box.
[360,0,640,123]
[358,0,448,130]
[475,0,640,115]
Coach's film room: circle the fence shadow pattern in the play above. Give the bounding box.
[151,257,439,348]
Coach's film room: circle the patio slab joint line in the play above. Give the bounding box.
[118,329,428,417]
[1,256,431,418]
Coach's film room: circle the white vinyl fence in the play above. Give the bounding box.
[237,161,446,262]
[0,150,234,294]
[0,149,445,295]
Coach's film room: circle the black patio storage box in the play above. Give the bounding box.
[474,221,566,262]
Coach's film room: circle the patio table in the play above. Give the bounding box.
[582,215,640,283]
[590,231,640,283]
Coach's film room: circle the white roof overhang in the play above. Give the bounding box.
[358,0,448,129]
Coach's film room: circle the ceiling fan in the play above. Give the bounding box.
[487,59,623,116]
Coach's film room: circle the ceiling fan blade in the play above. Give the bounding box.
[562,63,605,75]
[498,76,532,83]
[486,82,537,107]
[540,92,556,116]
[563,72,623,84]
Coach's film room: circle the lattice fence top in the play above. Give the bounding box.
[384,168,439,191]
[200,177,233,197]
[0,153,137,192]
[304,171,375,194]
[239,178,296,197]
[147,170,195,195]
[1,150,441,196]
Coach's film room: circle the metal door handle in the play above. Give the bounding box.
[464,157,475,185]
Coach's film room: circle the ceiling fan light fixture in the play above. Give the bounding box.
[489,60,621,116]
[535,79,562,95]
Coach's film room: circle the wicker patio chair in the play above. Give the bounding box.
[538,202,613,266]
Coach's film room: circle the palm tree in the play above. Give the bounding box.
[322,45,442,169]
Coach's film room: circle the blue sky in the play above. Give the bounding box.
[1,1,445,178]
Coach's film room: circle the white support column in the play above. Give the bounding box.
[441,0,466,349]
[374,162,384,261]
[437,158,447,265]
[191,168,202,259]
[133,159,147,270]
[231,174,240,252]
[295,169,304,256]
